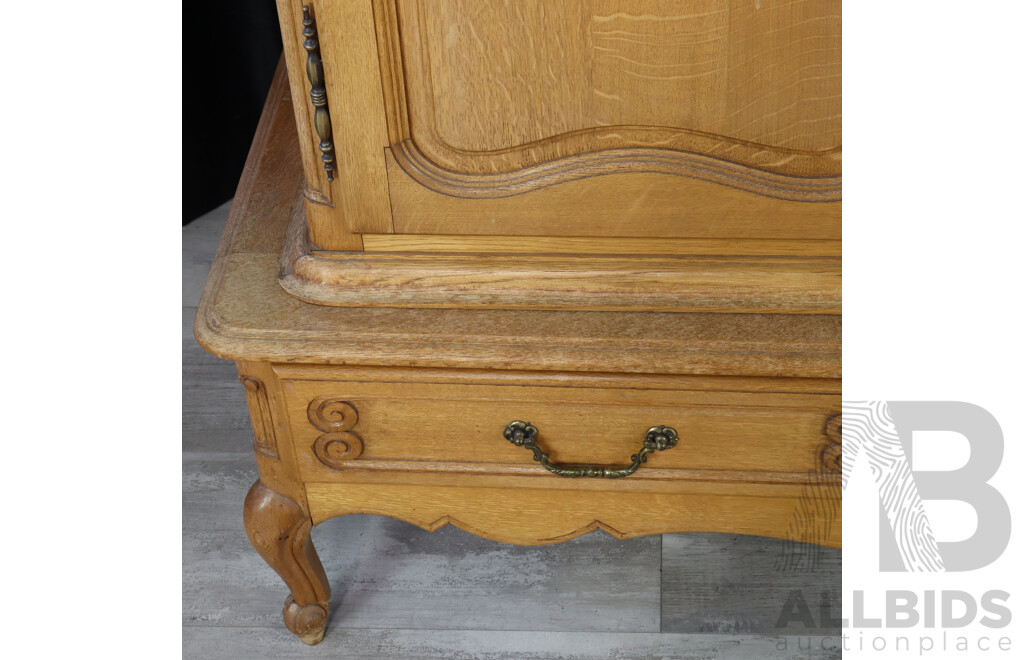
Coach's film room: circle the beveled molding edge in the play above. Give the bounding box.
[279,203,841,313]
[391,139,841,202]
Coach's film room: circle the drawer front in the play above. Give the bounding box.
[277,369,841,489]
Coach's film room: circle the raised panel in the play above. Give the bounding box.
[384,149,841,238]
[395,0,841,177]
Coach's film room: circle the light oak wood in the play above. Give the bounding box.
[395,0,840,175]
[285,140,841,308]
[278,369,839,482]
[310,0,392,237]
[273,364,842,394]
[283,206,840,312]
[234,360,309,507]
[359,234,842,257]
[278,256,839,310]
[295,0,843,293]
[387,139,840,202]
[276,0,393,250]
[194,48,842,646]
[200,251,841,375]
[274,2,332,208]
[305,482,841,548]
[193,85,840,375]
[244,480,331,645]
[184,326,841,646]
[384,149,841,239]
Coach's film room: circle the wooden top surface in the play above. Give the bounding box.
[194,67,840,379]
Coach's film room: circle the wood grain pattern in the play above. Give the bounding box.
[360,234,842,256]
[293,1,842,250]
[305,397,365,467]
[370,0,410,146]
[277,366,840,487]
[283,201,841,313]
[384,150,840,240]
[395,0,841,176]
[278,0,393,250]
[239,376,280,459]
[192,60,845,649]
[235,361,309,507]
[187,482,666,635]
[725,0,842,152]
[204,251,841,375]
[390,139,840,202]
[273,364,842,394]
[243,480,331,645]
[194,84,839,376]
[821,412,842,473]
[186,280,840,655]
[306,482,842,547]
[274,2,331,207]
[311,0,393,236]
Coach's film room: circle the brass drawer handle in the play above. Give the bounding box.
[503,420,679,479]
[301,5,336,181]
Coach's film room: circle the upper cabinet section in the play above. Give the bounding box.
[393,0,841,178]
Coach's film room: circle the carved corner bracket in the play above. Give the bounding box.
[240,376,280,459]
[307,396,363,468]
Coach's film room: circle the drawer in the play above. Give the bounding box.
[276,367,841,491]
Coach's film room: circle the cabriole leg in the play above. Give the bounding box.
[243,479,331,644]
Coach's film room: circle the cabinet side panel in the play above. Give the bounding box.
[275,0,332,206]
[278,0,395,250]
[314,0,394,243]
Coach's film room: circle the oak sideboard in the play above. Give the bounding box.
[195,0,841,645]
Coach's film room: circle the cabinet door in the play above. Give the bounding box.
[281,0,841,253]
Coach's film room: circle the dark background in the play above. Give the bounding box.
[183,1,283,225]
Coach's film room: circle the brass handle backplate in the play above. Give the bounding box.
[503,420,679,479]
[302,5,336,181]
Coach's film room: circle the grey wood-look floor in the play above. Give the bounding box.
[183,201,842,659]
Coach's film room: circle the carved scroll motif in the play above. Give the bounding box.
[307,396,363,468]
[239,376,280,459]
[821,413,842,473]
